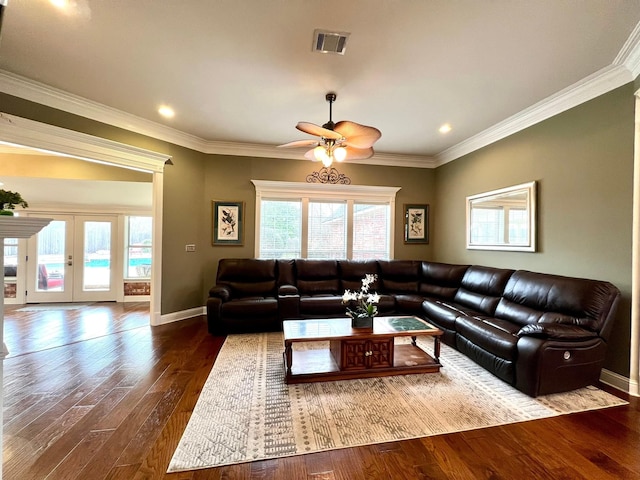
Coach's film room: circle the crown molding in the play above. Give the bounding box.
[2,16,639,171]
[0,112,170,172]
[615,20,640,78]
[435,64,634,166]
[0,70,210,152]
[437,20,640,165]
[0,70,435,168]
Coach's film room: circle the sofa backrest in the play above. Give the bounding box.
[495,270,621,336]
[339,260,380,293]
[420,262,469,300]
[295,259,340,295]
[216,258,277,297]
[454,265,515,315]
[377,260,421,293]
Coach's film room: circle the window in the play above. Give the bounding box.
[308,201,346,258]
[253,180,399,260]
[125,216,152,279]
[259,200,301,258]
[353,203,390,259]
[3,238,18,276]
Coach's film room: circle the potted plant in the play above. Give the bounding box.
[342,273,380,329]
[0,189,29,216]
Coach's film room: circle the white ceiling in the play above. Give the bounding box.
[0,175,152,210]
[0,1,639,167]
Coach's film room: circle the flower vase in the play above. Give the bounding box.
[351,315,374,329]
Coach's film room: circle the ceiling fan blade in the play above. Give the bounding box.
[304,148,320,161]
[277,139,319,148]
[334,121,381,148]
[296,122,343,140]
[344,146,374,160]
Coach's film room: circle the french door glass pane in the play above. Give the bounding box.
[353,203,390,260]
[308,201,346,259]
[36,220,66,292]
[83,221,111,291]
[259,200,302,258]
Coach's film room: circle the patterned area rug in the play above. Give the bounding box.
[168,332,627,473]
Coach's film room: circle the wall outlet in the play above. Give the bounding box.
[185,244,196,252]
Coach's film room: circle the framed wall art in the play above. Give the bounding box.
[404,204,429,244]
[212,201,244,245]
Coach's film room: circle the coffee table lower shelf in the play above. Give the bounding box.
[284,343,441,384]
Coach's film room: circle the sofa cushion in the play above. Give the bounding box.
[500,270,619,332]
[339,260,380,292]
[221,297,279,318]
[422,299,485,331]
[453,266,515,315]
[378,260,420,293]
[296,259,340,294]
[216,258,277,297]
[420,262,469,299]
[455,315,519,360]
[299,295,346,315]
[394,294,423,314]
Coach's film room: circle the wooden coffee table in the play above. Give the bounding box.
[282,316,443,384]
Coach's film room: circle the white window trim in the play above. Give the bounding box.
[251,180,401,259]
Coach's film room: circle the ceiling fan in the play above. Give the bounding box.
[278,92,381,167]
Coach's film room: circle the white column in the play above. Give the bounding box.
[630,92,640,397]
[0,217,51,480]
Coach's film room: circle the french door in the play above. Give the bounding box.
[26,214,118,303]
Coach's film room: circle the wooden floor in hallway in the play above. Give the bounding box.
[2,302,639,479]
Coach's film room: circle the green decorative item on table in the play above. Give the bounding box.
[342,273,380,329]
[0,189,28,216]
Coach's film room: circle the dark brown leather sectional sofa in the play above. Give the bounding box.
[206,258,621,397]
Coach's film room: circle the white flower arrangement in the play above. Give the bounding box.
[342,273,380,319]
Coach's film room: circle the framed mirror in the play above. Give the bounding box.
[466,181,537,252]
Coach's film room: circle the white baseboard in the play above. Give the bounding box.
[600,368,632,395]
[124,295,150,302]
[156,306,205,326]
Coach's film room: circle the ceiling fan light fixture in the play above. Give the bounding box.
[314,145,330,163]
[333,145,347,162]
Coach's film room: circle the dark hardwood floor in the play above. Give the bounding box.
[2,302,639,479]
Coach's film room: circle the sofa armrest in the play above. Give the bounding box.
[517,323,598,341]
[209,285,231,302]
[279,284,298,296]
[278,284,300,319]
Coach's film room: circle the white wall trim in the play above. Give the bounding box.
[251,179,401,198]
[0,70,435,169]
[600,368,632,395]
[1,21,638,170]
[630,91,640,398]
[157,306,205,326]
[435,65,634,165]
[615,20,640,78]
[0,112,170,172]
[0,115,167,327]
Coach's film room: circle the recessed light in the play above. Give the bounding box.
[439,123,452,134]
[158,105,175,119]
[50,0,69,9]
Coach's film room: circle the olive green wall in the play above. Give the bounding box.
[433,83,636,376]
[0,153,152,181]
[0,93,209,314]
[0,93,436,314]
[2,85,636,378]
[201,156,436,292]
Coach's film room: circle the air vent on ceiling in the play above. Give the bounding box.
[313,29,350,55]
